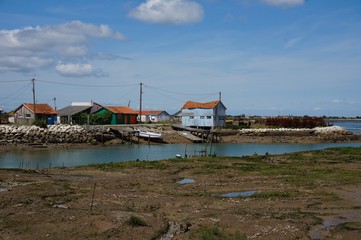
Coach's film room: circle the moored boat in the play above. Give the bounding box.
[137,130,163,139]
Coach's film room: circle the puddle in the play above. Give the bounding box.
[0,188,7,192]
[212,190,258,198]
[323,220,341,228]
[177,178,195,185]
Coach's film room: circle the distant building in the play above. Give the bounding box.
[137,110,170,123]
[94,106,138,125]
[14,103,57,125]
[57,102,103,124]
[181,100,226,129]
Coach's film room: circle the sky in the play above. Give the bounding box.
[0,0,360,117]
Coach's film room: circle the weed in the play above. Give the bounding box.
[149,222,169,240]
[190,224,246,240]
[335,221,361,231]
[126,215,147,227]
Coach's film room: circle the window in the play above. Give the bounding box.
[190,116,194,119]
[25,114,31,118]
[200,116,205,119]
[207,116,212,119]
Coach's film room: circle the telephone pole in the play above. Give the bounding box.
[53,97,57,111]
[139,82,143,123]
[32,78,36,120]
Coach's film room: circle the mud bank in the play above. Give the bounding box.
[1,147,361,239]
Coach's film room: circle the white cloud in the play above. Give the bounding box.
[284,36,303,49]
[0,21,125,73]
[261,0,304,8]
[56,63,107,77]
[129,0,204,24]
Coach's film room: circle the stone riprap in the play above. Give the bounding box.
[238,126,350,136]
[0,125,116,144]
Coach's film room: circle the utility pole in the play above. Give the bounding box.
[32,78,36,120]
[139,82,143,123]
[53,97,57,111]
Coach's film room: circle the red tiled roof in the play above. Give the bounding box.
[24,104,57,114]
[137,110,163,115]
[181,100,221,109]
[105,106,137,114]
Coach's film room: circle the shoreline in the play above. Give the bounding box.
[1,126,361,153]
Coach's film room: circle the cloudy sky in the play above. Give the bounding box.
[0,0,360,116]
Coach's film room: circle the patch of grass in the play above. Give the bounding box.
[125,215,147,227]
[203,164,230,170]
[150,221,169,240]
[190,224,246,240]
[88,160,168,171]
[253,189,300,200]
[335,221,361,231]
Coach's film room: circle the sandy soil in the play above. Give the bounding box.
[1,147,361,239]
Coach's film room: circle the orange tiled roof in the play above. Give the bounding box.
[105,106,137,114]
[24,104,57,114]
[181,100,221,109]
[137,110,163,115]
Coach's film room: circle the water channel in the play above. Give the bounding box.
[1,142,360,169]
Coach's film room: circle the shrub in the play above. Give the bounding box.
[125,215,147,227]
[32,119,47,129]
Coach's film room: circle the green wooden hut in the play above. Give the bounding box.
[94,106,138,125]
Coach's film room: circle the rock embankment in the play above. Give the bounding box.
[238,126,349,136]
[221,126,361,144]
[0,125,116,145]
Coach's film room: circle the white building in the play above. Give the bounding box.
[181,100,226,129]
[137,110,170,123]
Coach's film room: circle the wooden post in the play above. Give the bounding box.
[90,182,96,211]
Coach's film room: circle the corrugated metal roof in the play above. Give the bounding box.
[23,104,57,114]
[181,100,221,109]
[105,106,137,114]
[57,105,92,116]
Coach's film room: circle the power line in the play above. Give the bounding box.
[144,84,219,96]
[37,79,138,88]
[0,82,32,102]
[0,80,30,83]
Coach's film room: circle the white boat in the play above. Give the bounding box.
[137,130,163,139]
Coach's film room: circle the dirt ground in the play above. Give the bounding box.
[1,147,361,240]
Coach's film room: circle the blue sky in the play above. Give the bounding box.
[0,0,360,116]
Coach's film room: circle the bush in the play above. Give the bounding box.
[125,215,147,227]
[90,111,112,125]
[33,119,47,128]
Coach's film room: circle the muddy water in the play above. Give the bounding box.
[0,142,360,169]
